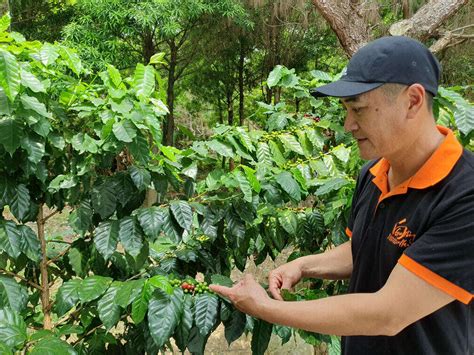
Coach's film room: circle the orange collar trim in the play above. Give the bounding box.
[369,126,463,202]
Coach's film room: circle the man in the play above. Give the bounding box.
[210,36,473,354]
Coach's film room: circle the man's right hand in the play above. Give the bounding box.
[268,259,304,300]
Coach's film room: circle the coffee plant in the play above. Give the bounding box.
[0,14,472,354]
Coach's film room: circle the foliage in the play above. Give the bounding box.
[435,86,474,147]
[0,12,473,354]
[62,0,251,70]
[0,15,359,353]
[9,0,75,43]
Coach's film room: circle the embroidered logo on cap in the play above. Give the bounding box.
[387,218,416,248]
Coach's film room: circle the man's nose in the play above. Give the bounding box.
[344,113,358,132]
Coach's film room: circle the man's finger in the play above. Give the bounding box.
[281,279,293,291]
[268,285,283,301]
[268,272,283,300]
[209,284,232,298]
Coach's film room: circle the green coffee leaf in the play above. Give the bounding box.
[20,68,45,93]
[0,276,28,312]
[314,177,351,196]
[131,281,151,324]
[256,142,272,165]
[78,276,112,303]
[48,174,77,193]
[194,293,219,336]
[59,46,82,75]
[0,118,23,155]
[210,274,233,288]
[129,165,151,191]
[119,217,143,257]
[55,279,81,316]
[279,134,304,155]
[0,49,20,102]
[97,282,122,330]
[91,182,117,219]
[30,337,77,355]
[275,171,301,202]
[94,220,119,261]
[136,207,165,240]
[174,293,194,352]
[113,120,137,143]
[0,220,21,259]
[242,166,261,193]
[38,43,59,66]
[9,184,30,222]
[20,94,52,118]
[278,210,298,236]
[115,279,144,308]
[234,170,252,202]
[170,200,193,231]
[328,335,342,355]
[224,309,246,345]
[251,319,273,355]
[20,134,45,164]
[148,289,183,348]
[207,139,234,158]
[0,307,27,349]
[18,225,40,262]
[148,275,172,294]
[69,200,93,235]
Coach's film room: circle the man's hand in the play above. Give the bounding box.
[209,274,271,318]
[268,260,303,300]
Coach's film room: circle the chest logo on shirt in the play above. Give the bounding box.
[387,218,416,248]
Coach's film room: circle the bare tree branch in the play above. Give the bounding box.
[312,0,469,57]
[389,0,468,41]
[0,268,43,291]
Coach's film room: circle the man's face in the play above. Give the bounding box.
[340,87,408,161]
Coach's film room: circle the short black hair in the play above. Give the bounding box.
[380,83,433,112]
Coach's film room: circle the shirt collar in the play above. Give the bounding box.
[369,126,463,199]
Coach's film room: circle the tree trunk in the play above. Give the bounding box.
[38,204,52,330]
[217,96,224,124]
[274,87,281,105]
[0,0,9,18]
[402,0,411,19]
[389,0,468,41]
[265,87,272,104]
[312,0,468,57]
[227,91,235,171]
[312,0,372,56]
[238,37,245,126]
[227,91,234,126]
[142,30,155,64]
[163,41,177,146]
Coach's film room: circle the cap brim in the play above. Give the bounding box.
[310,80,384,98]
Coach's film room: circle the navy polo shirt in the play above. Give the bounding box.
[342,126,473,355]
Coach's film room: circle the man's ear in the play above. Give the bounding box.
[406,84,426,119]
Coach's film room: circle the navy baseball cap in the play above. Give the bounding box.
[311,36,441,98]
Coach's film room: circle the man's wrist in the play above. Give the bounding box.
[258,297,280,323]
[297,255,317,279]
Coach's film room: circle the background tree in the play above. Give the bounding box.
[311,0,470,56]
[63,0,250,146]
[9,0,74,42]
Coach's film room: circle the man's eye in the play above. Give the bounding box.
[352,107,363,113]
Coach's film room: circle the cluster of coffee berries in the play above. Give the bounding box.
[169,279,213,295]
